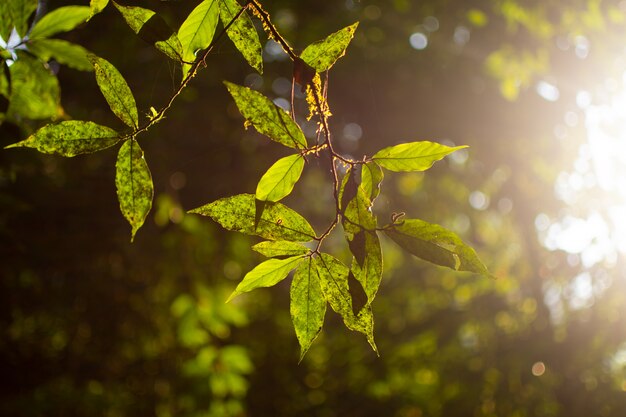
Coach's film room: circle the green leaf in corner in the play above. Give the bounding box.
[88,0,109,20]
[0,0,38,39]
[116,139,154,241]
[313,253,377,353]
[300,22,359,73]
[89,55,139,129]
[384,218,490,276]
[227,255,304,302]
[29,6,90,40]
[361,161,383,203]
[219,0,263,73]
[256,154,305,202]
[290,258,326,361]
[28,39,92,71]
[7,52,61,120]
[5,121,119,156]
[372,141,467,172]
[189,194,316,242]
[224,81,307,149]
[113,2,183,61]
[178,0,219,77]
[252,241,310,258]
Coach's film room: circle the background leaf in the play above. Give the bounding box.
[189,194,316,242]
[290,258,326,361]
[224,81,307,149]
[28,39,92,71]
[116,139,153,241]
[313,253,377,353]
[256,154,305,202]
[178,0,219,77]
[384,218,490,276]
[219,0,263,73]
[0,0,38,39]
[90,55,139,129]
[228,256,304,302]
[6,120,119,157]
[7,52,60,120]
[252,241,310,258]
[113,2,182,61]
[372,141,467,172]
[29,6,90,40]
[300,22,359,72]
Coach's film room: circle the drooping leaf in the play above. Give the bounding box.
[178,0,219,77]
[347,271,367,315]
[28,39,92,71]
[113,2,183,61]
[290,258,326,361]
[224,81,307,149]
[29,6,90,39]
[189,194,316,242]
[227,255,304,302]
[339,166,358,212]
[384,218,490,276]
[7,52,60,120]
[300,22,359,72]
[256,154,305,202]
[116,139,154,241]
[5,121,119,156]
[89,55,139,129]
[350,230,383,303]
[361,161,383,203]
[219,0,263,73]
[252,241,310,258]
[0,0,38,39]
[313,253,377,353]
[88,0,109,20]
[372,141,467,172]
[342,185,376,235]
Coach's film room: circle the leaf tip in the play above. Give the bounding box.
[225,291,239,303]
[4,141,24,150]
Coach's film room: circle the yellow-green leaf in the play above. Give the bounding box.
[88,0,109,20]
[0,0,38,38]
[252,241,310,258]
[224,81,307,149]
[189,193,316,242]
[28,39,92,71]
[7,52,60,120]
[5,121,119,157]
[256,154,305,202]
[372,141,467,172]
[89,55,139,129]
[178,0,219,77]
[29,6,90,39]
[300,22,359,72]
[219,0,263,73]
[361,161,383,203]
[290,258,326,361]
[116,139,153,241]
[384,218,491,276]
[227,255,304,302]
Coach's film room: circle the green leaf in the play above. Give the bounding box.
[256,154,305,202]
[178,0,219,77]
[219,0,263,73]
[342,185,376,235]
[313,253,377,353]
[227,255,304,302]
[89,55,139,129]
[350,230,383,303]
[7,52,60,120]
[300,22,359,72]
[89,0,109,20]
[372,141,467,172]
[116,139,154,241]
[29,6,90,39]
[28,39,92,71]
[252,241,310,258]
[5,121,119,156]
[290,258,326,361]
[0,0,37,39]
[361,161,383,203]
[113,2,183,61]
[384,218,490,276]
[189,194,316,242]
[338,166,358,212]
[224,81,307,149]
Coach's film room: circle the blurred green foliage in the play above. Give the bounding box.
[2,0,626,416]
